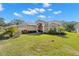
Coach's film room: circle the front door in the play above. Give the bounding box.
[37,23,43,33]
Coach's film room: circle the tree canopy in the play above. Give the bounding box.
[0,17,6,26]
[10,19,25,25]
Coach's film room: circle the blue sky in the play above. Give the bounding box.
[0,3,79,23]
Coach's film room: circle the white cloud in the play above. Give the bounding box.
[39,8,45,13]
[28,8,38,14]
[47,8,53,11]
[14,12,22,17]
[38,15,46,18]
[22,10,32,15]
[22,8,45,15]
[0,4,4,11]
[22,10,36,15]
[34,8,45,13]
[22,9,37,15]
[32,9,38,14]
[34,8,39,11]
[43,3,51,7]
[53,10,62,15]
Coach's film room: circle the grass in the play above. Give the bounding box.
[0,32,79,55]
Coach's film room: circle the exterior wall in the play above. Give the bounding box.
[18,24,37,31]
[18,24,27,31]
[18,26,27,31]
[49,22,62,29]
[27,25,37,31]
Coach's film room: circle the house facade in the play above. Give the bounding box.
[18,20,62,33]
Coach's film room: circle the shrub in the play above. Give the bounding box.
[48,26,66,35]
[22,30,28,34]
[8,27,18,32]
[7,26,19,37]
[48,28,53,34]
[57,26,65,33]
[48,28,56,34]
[28,30,37,33]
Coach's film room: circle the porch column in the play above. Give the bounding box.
[48,22,51,30]
[42,24,44,32]
[36,25,38,33]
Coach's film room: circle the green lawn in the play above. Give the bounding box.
[0,32,79,56]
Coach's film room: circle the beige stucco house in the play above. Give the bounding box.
[17,20,62,33]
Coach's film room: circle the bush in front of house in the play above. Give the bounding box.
[48,26,66,35]
[22,30,28,34]
[28,30,37,33]
[48,28,56,34]
[22,30,37,34]
[6,26,20,38]
[57,26,66,35]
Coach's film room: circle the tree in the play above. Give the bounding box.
[0,17,6,26]
[63,21,77,32]
[57,26,65,33]
[10,19,25,25]
[7,25,19,37]
[52,20,77,32]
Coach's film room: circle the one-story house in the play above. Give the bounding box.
[17,20,62,33]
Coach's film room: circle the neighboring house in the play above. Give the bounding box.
[74,23,79,32]
[17,20,62,33]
